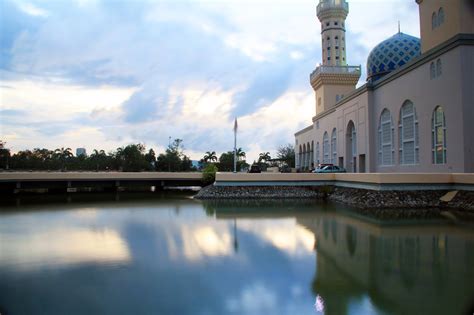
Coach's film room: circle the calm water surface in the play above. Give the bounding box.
[0,193,473,315]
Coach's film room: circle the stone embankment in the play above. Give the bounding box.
[329,187,474,210]
[195,185,474,212]
[194,185,325,199]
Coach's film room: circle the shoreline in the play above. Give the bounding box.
[194,185,474,213]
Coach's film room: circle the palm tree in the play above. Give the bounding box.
[258,152,271,163]
[54,147,73,170]
[91,149,107,171]
[203,151,218,163]
[34,148,53,161]
[236,147,246,161]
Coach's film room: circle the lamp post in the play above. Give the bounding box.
[168,136,171,172]
[233,118,238,173]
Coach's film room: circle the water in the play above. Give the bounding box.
[0,193,473,315]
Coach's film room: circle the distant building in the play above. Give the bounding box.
[295,0,474,173]
[76,148,87,157]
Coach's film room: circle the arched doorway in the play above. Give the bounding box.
[346,121,357,172]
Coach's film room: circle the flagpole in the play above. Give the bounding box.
[233,118,237,173]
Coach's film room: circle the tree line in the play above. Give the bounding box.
[0,140,295,172]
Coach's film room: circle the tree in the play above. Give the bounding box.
[33,148,54,169]
[0,140,10,169]
[202,163,218,185]
[203,151,218,163]
[277,144,295,167]
[236,147,246,161]
[116,144,148,172]
[144,149,156,170]
[90,149,107,171]
[54,147,73,170]
[258,152,271,163]
[155,138,193,172]
[218,151,248,172]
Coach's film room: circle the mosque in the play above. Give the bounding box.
[295,0,474,173]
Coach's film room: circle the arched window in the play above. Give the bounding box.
[438,7,445,25]
[378,109,394,166]
[298,145,302,169]
[399,101,419,165]
[302,143,306,169]
[308,142,312,169]
[430,62,436,79]
[432,12,437,29]
[432,106,447,164]
[349,122,357,157]
[323,132,330,163]
[436,59,442,76]
[331,128,337,164]
[311,141,314,168]
[316,142,320,164]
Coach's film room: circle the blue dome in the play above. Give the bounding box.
[367,32,421,81]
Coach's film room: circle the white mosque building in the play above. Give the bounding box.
[295,0,474,173]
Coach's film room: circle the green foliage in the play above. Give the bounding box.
[202,151,218,163]
[155,138,194,172]
[277,144,295,167]
[3,139,198,173]
[116,144,150,172]
[217,150,248,172]
[0,140,10,169]
[258,152,271,163]
[54,147,73,170]
[257,152,272,171]
[202,163,218,186]
[6,143,157,172]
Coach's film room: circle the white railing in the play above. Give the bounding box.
[317,0,349,15]
[310,65,361,81]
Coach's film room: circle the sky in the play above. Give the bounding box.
[0,0,419,162]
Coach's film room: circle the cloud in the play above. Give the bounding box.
[232,62,293,117]
[0,0,420,161]
[17,2,49,17]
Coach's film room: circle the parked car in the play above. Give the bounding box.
[248,164,262,173]
[312,163,333,172]
[313,165,346,173]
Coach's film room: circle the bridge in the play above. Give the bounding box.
[0,172,204,194]
[1,171,473,194]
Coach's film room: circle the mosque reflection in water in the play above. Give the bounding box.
[210,200,474,315]
[299,213,474,315]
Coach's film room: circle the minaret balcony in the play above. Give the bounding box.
[310,65,360,80]
[317,0,349,15]
[310,65,361,90]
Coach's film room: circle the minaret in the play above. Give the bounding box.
[318,0,348,66]
[311,0,361,116]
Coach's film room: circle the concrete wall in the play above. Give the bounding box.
[215,172,474,190]
[316,84,358,115]
[295,125,315,170]
[372,45,467,173]
[308,91,370,172]
[418,0,474,53]
[461,45,474,172]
